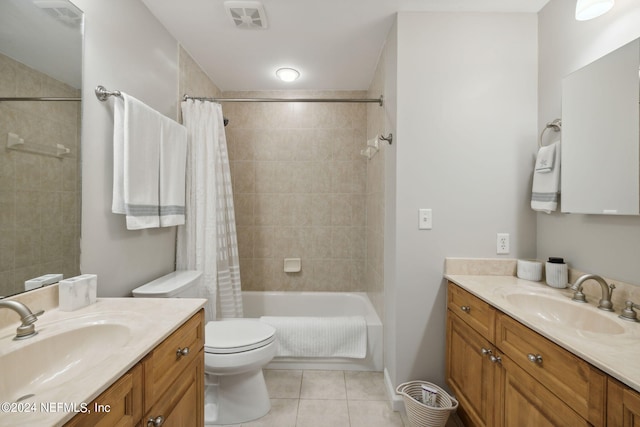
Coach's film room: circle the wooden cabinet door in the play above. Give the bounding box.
[446,309,496,427]
[608,378,640,426]
[143,349,204,427]
[64,364,142,427]
[496,353,589,427]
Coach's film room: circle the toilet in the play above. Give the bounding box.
[132,270,276,425]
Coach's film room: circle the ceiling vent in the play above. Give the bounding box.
[32,0,82,26]
[224,1,268,30]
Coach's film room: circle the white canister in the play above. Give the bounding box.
[545,257,568,288]
[517,260,543,282]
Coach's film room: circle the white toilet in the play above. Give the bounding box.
[132,270,276,425]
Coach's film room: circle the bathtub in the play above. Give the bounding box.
[242,291,383,371]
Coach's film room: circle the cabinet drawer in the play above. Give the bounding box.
[64,364,142,427]
[496,312,606,426]
[448,282,496,342]
[143,310,204,413]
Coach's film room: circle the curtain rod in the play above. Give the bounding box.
[183,94,384,107]
[0,96,81,102]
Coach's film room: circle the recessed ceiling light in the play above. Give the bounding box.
[276,68,300,82]
[575,0,615,21]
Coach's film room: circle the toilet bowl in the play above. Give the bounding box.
[132,271,276,425]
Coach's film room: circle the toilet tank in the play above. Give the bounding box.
[132,270,202,298]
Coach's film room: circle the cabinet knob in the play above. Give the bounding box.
[147,415,165,427]
[527,353,543,364]
[176,347,190,358]
[489,355,502,364]
[481,347,492,356]
[460,305,471,313]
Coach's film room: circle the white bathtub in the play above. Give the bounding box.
[242,291,383,371]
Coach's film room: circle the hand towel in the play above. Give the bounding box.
[112,93,162,229]
[159,117,188,227]
[534,143,555,173]
[260,316,367,358]
[531,140,561,213]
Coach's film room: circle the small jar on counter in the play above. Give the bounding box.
[545,257,568,288]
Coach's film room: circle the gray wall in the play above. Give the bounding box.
[388,11,538,388]
[76,0,179,297]
[537,0,640,284]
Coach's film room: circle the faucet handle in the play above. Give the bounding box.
[619,300,640,322]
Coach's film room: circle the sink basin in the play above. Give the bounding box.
[505,293,625,335]
[0,321,132,403]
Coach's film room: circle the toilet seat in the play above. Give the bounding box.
[205,320,276,354]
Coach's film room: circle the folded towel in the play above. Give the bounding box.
[112,93,162,229]
[531,140,561,213]
[260,316,367,359]
[534,143,555,173]
[159,117,187,226]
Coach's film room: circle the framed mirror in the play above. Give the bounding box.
[561,38,640,215]
[0,0,83,297]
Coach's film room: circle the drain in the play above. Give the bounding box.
[15,394,35,402]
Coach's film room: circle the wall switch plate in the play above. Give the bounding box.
[419,209,432,230]
[497,233,510,254]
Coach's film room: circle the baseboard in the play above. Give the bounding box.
[384,368,405,412]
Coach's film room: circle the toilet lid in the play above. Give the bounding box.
[205,320,276,354]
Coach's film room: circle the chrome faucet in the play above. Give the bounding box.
[0,300,43,340]
[570,274,615,312]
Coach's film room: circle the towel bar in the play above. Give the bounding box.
[539,119,562,148]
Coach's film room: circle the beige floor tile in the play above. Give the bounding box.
[300,370,347,400]
[242,399,299,427]
[264,369,303,399]
[348,400,404,427]
[345,371,387,401]
[296,399,350,427]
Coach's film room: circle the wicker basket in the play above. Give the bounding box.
[396,381,458,427]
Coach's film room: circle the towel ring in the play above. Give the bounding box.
[538,118,562,148]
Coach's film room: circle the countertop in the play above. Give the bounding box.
[445,274,640,393]
[0,297,206,427]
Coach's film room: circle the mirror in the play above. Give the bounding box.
[561,38,640,215]
[0,0,83,298]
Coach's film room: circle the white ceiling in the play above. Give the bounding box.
[141,0,551,92]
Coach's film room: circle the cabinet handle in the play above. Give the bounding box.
[147,415,165,427]
[460,305,471,313]
[481,347,492,356]
[527,353,543,364]
[176,347,190,358]
[489,355,502,364]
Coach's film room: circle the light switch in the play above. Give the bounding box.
[419,209,432,230]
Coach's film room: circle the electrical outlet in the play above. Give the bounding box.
[497,233,510,254]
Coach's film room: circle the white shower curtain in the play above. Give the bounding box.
[177,100,243,321]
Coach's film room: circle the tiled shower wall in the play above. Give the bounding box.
[0,53,81,297]
[223,91,368,292]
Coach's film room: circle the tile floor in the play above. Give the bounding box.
[218,369,461,427]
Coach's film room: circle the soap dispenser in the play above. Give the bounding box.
[545,257,568,288]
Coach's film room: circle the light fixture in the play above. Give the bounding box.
[575,0,615,21]
[276,68,300,82]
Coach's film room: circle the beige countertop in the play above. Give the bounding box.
[0,296,206,427]
[445,274,640,393]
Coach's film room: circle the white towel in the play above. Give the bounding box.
[260,316,367,359]
[112,93,187,229]
[534,143,555,173]
[531,140,561,213]
[159,117,187,226]
[112,93,162,229]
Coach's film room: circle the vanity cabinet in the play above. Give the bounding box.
[446,282,606,427]
[608,378,640,426]
[446,284,497,427]
[65,309,204,427]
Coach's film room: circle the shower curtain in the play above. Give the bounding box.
[177,100,243,321]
